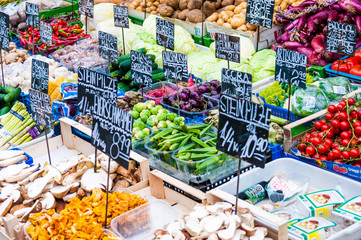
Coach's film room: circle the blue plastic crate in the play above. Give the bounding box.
[269,142,284,160]
[9,148,34,166]
[18,92,31,113]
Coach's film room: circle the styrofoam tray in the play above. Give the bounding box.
[216,158,361,240]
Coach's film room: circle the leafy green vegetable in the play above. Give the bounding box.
[249,49,276,82]
[319,76,351,105]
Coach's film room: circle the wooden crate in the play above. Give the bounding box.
[207,189,288,240]
[22,117,150,192]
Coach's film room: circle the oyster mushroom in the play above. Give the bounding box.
[14,207,32,218]
[40,192,56,209]
[81,169,113,192]
[241,223,257,236]
[185,217,202,237]
[62,165,88,186]
[203,216,224,233]
[241,213,255,228]
[217,215,239,240]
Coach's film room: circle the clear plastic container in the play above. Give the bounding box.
[37,41,70,56]
[144,141,176,168]
[138,81,178,105]
[160,95,219,120]
[132,127,154,153]
[111,200,180,240]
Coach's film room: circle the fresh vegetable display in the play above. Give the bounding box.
[0,86,21,116]
[0,149,29,167]
[331,49,361,77]
[198,80,221,100]
[274,0,361,66]
[296,98,361,167]
[111,48,165,92]
[131,100,185,132]
[259,81,288,106]
[0,42,29,65]
[140,82,177,105]
[268,122,284,146]
[117,91,144,111]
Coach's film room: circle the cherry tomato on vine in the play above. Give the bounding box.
[298,143,306,151]
[350,148,360,158]
[328,105,337,113]
[312,137,323,146]
[340,121,350,131]
[339,112,348,121]
[341,131,351,139]
[325,113,334,121]
[314,121,323,130]
[324,138,333,146]
[319,156,328,161]
[342,151,350,159]
[348,98,355,106]
[306,146,316,156]
[355,126,361,136]
[332,149,341,158]
[332,143,340,149]
[342,139,350,147]
[331,119,340,129]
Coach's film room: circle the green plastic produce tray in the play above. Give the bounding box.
[129,15,144,26]
[307,65,327,78]
[192,35,214,47]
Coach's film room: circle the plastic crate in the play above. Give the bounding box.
[269,142,284,160]
[18,92,31,114]
[129,15,144,25]
[192,34,214,47]
[9,148,34,166]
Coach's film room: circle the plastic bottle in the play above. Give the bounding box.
[238,181,269,204]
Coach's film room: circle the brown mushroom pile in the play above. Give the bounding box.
[153,202,272,240]
[0,153,142,224]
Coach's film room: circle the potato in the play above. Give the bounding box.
[178,9,189,19]
[179,0,188,10]
[234,0,245,5]
[275,0,282,6]
[153,1,160,6]
[140,1,146,6]
[136,6,144,11]
[172,9,181,18]
[158,4,174,16]
[216,18,224,25]
[230,17,243,28]
[187,0,202,10]
[224,5,235,11]
[237,24,247,31]
[221,0,234,7]
[203,1,217,17]
[124,2,129,6]
[225,10,234,17]
[150,5,157,10]
[234,5,242,13]
[206,12,218,22]
[187,9,205,23]
[216,0,222,8]
[166,0,179,8]
[239,2,247,9]
[146,7,151,12]
[223,22,232,29]
[246,22,258,30]
[280,1,287,10]
[160,0,166,3]
[221,12,230,21]
[146,1,153,6]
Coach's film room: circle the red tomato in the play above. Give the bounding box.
[333,128,341,135]
[353,121,361,128]
[320,119,327,125]
[355,49,361,63]
[349,148,360,158]
[306,146,316,156]
[298,143,306,151]
[341,131,351,139]
[318,144,330,154]
[342,139,350,147]
[349,65,361,77]
[318,132,324,138]
[324,138,333,146]
[351,139,358,145]
[358,110,361,120]
[328,152,334,160]
[354,163,361,168]
[337,104,345,111]
[340,100,347,106]
[331,119,340,129]
[350,110,358,119]
[331,58,358,73]
[328,105,337,113]
[314,121,323,130]
[326,131,334,138]
[356,127,361,136]
[319,156,328,161]
[339,112,348,121]
[332,142,340,149]
[342,151,350,159]
[321,125,330,131]
[312,137,323,146]
[325,113,334,121]
[348,98,356,106]
[312,153,320,159]
[340,121,350,131]
[332,149,341,158]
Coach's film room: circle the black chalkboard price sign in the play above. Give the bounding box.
[26,2,39,28]
[113,5,129,28]
[29,89,53,128]
[246,0,275,29]
[79,0,94,18]
[131,50,152,87]
[215,33,240,63]
[77,67,117,116]
[99,31,118,63]
[216,94,271,168]
[31,59,49,94]
[221,68,252,100]
[156,18,174,51]
[162,51,188,82]
[326,21,357,56]
[91,95,133,167]
[40,21,52,46]
[0,12,9,52]
[275,48,307,88]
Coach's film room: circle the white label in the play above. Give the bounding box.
[305,97,316,109]
[333,86,346,95]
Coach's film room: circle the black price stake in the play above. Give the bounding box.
[156,18,174,51]
[40,21,52,46]
[26,2,39,54]
[215,33,240,68]
[0,12,9,87]
[31,59,49,94]
[216,94,271,211]
[113,5,129,55]
[90,96,134,229]
[275,48,306,121]
[326,21,357,76]
[246,0,275,51]
[131,50,152,89]
[221,68,252,101]
[79,0,94,34]
[29,89,53,165]
[98,31,118,63]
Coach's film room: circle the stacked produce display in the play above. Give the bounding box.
[1,0,361,239]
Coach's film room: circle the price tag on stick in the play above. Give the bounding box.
[26,2,39,28]
[79,0,94,18]
[275,48,307,88]
[77,67,117,116]
[29,89,53,164]
[215,33,240,66]
[216,94,271,168]
[246,0,275,29]
[326,21,357,56]
[40,21,52,46]
[99,31,118,63]
[131,50,152,88]
[156,18,174,51]
[0,12,10,52]
[114,5,129,28]
[221,68,252,101]
[31,59,49,94]
[162,51,188,82]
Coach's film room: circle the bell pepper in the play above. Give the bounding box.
[331,58,359,73]
[355,49,361,64]
[350,65,361,76]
